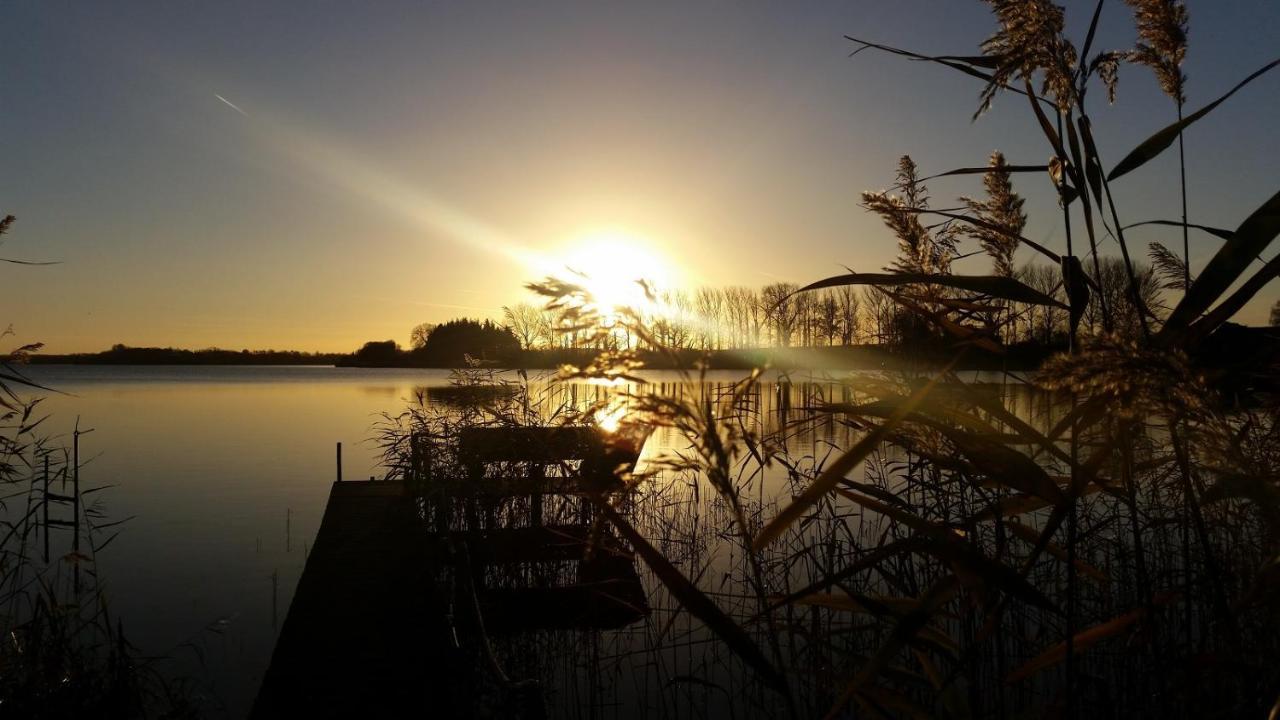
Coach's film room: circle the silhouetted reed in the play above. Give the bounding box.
[475,3,1280,718]
[2,216,201,718]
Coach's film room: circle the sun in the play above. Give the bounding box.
[561,230,674,315]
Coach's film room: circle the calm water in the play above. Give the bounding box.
[21,365,464,715]
[15,363,1036,717]
[16,365,768,716]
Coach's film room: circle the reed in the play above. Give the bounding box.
[479,3,1280,717]
[1,217,201,718]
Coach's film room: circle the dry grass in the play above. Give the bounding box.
[455,3,1280,717]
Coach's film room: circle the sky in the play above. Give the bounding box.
[2,1,1278,353]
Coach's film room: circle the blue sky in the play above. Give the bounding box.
[3,1,1278,351]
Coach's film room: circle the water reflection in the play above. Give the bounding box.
[373,367,1078,718]
[17,365,1069,718]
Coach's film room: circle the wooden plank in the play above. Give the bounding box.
[455,426,648,493]
[458,426,604,464]
[251,481,460,719]
[480,581,649,632]
[478,552,648,633]
[455,524,633,565]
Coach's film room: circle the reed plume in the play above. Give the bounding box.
[1148,241,1192,291]
[1037,333,1209,421]
[1124,0,1189,104]
[960,151,1027,278]
[979,0,1078,114]
[862,156,955,276]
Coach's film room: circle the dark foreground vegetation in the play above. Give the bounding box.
[376,2,1280,718]
[2,217,200,717]
[7,1,1280,718]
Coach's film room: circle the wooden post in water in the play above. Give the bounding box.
[271,569,279,633]
[72,428,81,594]
[336,442,343,483]
[42,455,49,564]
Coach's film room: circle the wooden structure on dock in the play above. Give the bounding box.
[253,425,651,717]
[433,425,651,634]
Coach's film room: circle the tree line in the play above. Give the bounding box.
[495,257,1161,354]
[30,344,348,365]
[497,152,1193,356]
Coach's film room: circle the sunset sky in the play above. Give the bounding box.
[3,1,1278,353]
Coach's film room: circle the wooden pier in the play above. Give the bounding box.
[252,427,652,717]
[250,479,458,719]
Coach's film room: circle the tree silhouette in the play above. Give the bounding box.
[409,323,436,350]
[354,340,400,365]
[414,319,520,366]
[502,303,546,350]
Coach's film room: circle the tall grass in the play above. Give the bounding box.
[2,216,201,719]
[466,3,1280,717]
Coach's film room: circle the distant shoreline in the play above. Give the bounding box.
[27,343,1062,372]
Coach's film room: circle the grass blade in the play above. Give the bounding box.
[797,272,1065,308]
[839,490,1058,612]
[1108,58,1280,181]
[595,500,789,695]
[1160,188,1280,341]
[1078,0,1106,73]
[1187,252,1280,345]
[946,431,1065,504]
[1004,520,1109,585]
[1123,219,1235,242]
[823,577,959,720]
[753,361,953,551]
[918,164,1047,184]
[1006,594,1177,683]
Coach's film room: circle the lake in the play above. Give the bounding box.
[14,363,1046,717]
[17,365,466,715]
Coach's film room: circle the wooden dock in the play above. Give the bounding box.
[250,480,457,719]
[252,428,652,717]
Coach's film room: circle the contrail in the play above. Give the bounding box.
[210,99,558,281]
[214,93,248,116]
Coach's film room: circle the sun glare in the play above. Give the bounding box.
[561,231,673,315]
[593,401,629,433]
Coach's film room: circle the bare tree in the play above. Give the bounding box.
[837,286,861,344]
[694,287,725,350]
[652,289,694,350]
[502,303,545,350]
[743,287,763,347]
[722,286,749,348]
[761,283,799,347]
[794,290,816,347]
[409,322,436,350]
[1083,257,1163,338]
[816,292,841,346]
[1019,263,1065,344]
